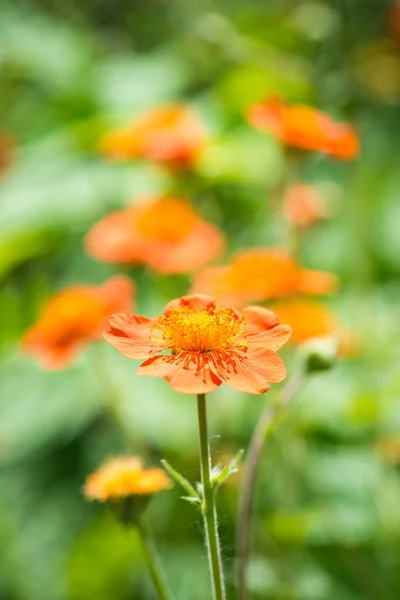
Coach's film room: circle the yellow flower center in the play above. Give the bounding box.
[136,199,197,242]
[152,306,247,353]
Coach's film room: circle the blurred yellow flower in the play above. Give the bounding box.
[84,457,173,502]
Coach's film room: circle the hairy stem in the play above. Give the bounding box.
[197,393,226,600]
[236,374,304,600]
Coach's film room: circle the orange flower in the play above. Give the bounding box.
[272,299,336,343]
[23,275,134,369]
[283,184,325,228]
[85,196,225,274]
[247,96,359,160]
[84,457,172,502]
[104,293,291,395]
[273,299,358,358]
[192,248,338,305]
[98,104,207,169]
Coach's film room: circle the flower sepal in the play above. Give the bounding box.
[109,494,151,525]
[211,449,244,488]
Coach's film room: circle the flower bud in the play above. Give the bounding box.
[300,335,338,373]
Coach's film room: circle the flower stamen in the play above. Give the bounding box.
[151,306,248,353]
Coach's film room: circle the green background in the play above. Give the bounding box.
[1,1,400,598]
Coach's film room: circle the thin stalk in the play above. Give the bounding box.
[236,374,305,600]
[196,393,226,600]
[137,518,174,600]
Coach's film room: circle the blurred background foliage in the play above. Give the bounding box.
[1,0,400,598]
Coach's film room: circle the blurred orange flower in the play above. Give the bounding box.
[247,96,359,160]
[84,457,172,502]
[273,299,335,343]
[283,184,325,228]
[104,293,291,395]
[85,196,225,274]
[192,248,338,305]
[273,299,359,357]
[23,275,134,369]
[98,104,207,169]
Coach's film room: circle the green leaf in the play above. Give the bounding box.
[211,449,244,488]
[160,459,200,501]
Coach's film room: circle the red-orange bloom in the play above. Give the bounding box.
[247,96,359,160]
[23,276,134,369]
[192,248,338,305]
[104,293,291,395]
[85,196,225,274]
[98,105,207,169]
[272,299,336,343]
[84,456,172,502]
[273,299,359,357]
[283,184,326,228]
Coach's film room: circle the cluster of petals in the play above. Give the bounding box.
[22,275,134,369]
[192,248,338,305]
[85,196,225,274]
[247,96,360,160]
[98,104,207,169]
[103,293,292,395]
[283,184,326,228]
[84,456,172,502]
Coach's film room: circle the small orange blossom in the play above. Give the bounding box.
[247,96,359,160]
[98,104,207,169]
[273,299,358,357]
[85,196,225,274]
[104,293,291,395]
[84,457,172,502]
[23,275,134,369]
[283,184,326,228]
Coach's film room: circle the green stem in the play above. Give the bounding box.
[196,393,226,600]
[236,374,304,600]
[137,518,174,600]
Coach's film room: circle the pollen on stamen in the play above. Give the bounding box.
[151,306,248,353]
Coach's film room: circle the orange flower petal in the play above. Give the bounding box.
[299,269,339,295]
[144,221,225,274]
[273,299,336,343]
[104,313,162,360]
[236,305,292,350]
[220,348,286,394]
[138,353,222,394]
[164,293,217,313]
